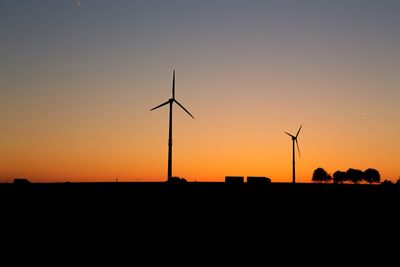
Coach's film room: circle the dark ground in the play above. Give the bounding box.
[2,182,398,222]
[2,182,398,260]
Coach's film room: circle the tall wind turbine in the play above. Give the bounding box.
[151,70,194,182]
[285,125,302,184]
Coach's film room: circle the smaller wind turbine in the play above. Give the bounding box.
[285,125,302,184]
[151,70,194,182]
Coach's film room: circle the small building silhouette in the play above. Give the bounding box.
[225,176,244,185]
[247,176,271,185]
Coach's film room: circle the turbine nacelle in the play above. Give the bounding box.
[285,132,296,140]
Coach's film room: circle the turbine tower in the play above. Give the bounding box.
[285,125,302,184]
[151,70,194,182]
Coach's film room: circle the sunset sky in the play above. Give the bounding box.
[1,0,399,183]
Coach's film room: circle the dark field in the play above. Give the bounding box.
[2,182,399,258]
[2,182,398,218]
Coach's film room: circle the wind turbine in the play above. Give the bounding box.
[285,125,302,184]
[151,70,194,182]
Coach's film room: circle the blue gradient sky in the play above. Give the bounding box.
[1,0,399,182]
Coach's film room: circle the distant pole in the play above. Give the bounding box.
[167,100,173,181]
[292,138,296,184]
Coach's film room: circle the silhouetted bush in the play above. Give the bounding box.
[363,168,380,184]
[14,178,31,185]
[333,171,347,184]
[396,178,400,185]
[312,168,332,183]
[381,179,393,186]
[169,176,187,183]
[346,168,364,184]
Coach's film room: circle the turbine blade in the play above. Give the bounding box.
[172,70,175,99]
[150,100,170,111]
[174,100,194,119]
[296,139,301,158]
[296,124,303,138]
[285,132,295,138]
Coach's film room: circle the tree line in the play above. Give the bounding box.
[312,167,382,184]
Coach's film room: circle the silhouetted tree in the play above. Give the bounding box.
[363,168,380,184]
[312,168,332,183]
[396,178,400,185]
[333,171,347,184]
[346,168,364,184]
